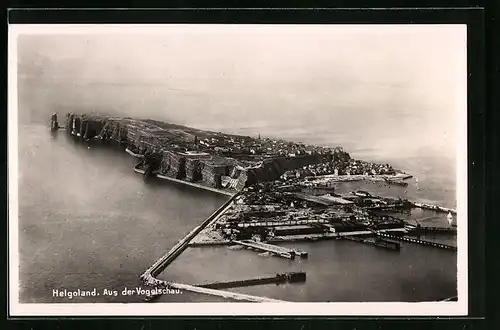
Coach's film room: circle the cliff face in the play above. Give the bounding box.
[64,113,350,191]
[160,151,186,179]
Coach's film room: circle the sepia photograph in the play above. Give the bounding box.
[8,23,467,316]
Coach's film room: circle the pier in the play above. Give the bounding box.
[376,232,457,251]
[232,240,308,259]
[411,202,457,215]
[196,272,306,290]
[143,272,303,302]
[266,227,408,243]
[268,232,339,243]
[406,226,457,234]
[342,236,400,251]
[188,241,232,247]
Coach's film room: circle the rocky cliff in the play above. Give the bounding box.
[63,113,351,191]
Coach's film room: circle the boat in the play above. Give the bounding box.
[353,190,372,197]
[383,177,408,187]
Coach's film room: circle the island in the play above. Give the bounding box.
[51,112,457,302]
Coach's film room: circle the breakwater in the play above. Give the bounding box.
[143,278,286,302]
[167,282,285,302]
[376,232,457,251]
[232,240,308,259]
[141,193,238,283]
[411,202,457,215]
[342,236,401,251]
[196,272,306,290]
[188,241,233,247]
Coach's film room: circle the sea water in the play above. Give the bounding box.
[17,120,457,303]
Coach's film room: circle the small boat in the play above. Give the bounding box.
[353,190,372,197]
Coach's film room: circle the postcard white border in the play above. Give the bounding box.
[8,24,468,316]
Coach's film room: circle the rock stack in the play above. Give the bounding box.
[50,113,59,131]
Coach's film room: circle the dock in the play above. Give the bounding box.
[232,240,308,259]
[376,232,457,251]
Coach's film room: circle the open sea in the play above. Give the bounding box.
[17,115,457,303]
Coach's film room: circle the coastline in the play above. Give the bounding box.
[51,114,457,302]
[133,166,235,197]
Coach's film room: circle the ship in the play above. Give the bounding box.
[383,177,408,187]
